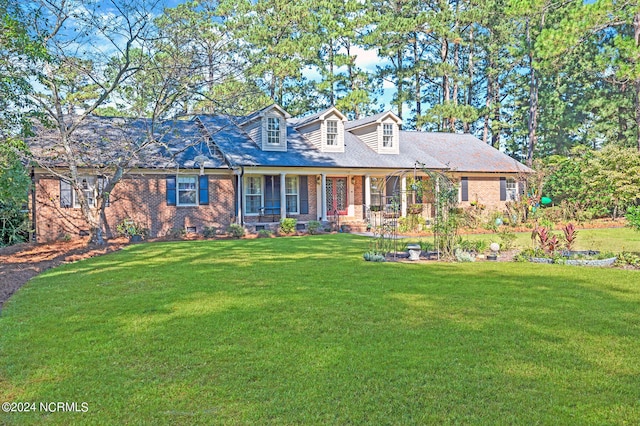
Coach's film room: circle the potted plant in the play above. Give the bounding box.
[117,219,147,242]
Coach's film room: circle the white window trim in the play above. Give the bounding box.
[382,123,394,148]
[285,176,299,214]
[62,176,109,209]
[267,117,281,145]
[244,175,263,215]
[369,177,385,209]
[326,120,338,146]
[177,175,198,206]
[506,178,518,201]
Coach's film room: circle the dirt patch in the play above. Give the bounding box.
[0,238,128,310]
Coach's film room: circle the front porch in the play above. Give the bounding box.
[236,171,436,233]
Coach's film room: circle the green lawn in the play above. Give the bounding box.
[1,234,639,424]
[462,226,640,253]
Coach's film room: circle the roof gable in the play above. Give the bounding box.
[293,106,347,129]
[345,110,402,131]
[238,103,291,126]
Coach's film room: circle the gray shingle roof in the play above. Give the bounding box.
[28,115,226,170]
[344,111,388,130]
[195,115,447,170]
[400,131,532,173]
[29,110,531,174]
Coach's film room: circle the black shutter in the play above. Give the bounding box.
[461,177,469,202]
[199,175,209,205]
[234,176,239,217]
[386,176,399,197]
[166,176,177,206]
[299,176,308,214]
[500,177,507,201]
[60,180,72,208]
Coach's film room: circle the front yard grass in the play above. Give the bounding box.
[1,234,639,424]
[463,226,640,253]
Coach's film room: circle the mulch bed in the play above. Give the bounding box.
[0,238,128,310]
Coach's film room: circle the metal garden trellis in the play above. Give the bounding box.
[365,163,457,261]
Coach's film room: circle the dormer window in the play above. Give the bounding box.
[345,111,401,154]
[383,123,394,148]
[267,117,280,145]
[326,120,338,146]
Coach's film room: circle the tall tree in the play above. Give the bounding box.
[26,0,160,244]
[1,0,46,245]
[220,0,317,113]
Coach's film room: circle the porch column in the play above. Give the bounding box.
[401,175,407,217]
[320,173,327,221]
[237,174,243,225]
[364,175,371,210]
[280,172,287,220]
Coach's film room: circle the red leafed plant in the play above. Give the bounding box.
[562,222,578,251]
[534,226,561,255]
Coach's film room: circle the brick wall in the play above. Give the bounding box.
[34,173,235,242]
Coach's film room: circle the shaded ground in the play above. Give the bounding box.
[0,238,127,310]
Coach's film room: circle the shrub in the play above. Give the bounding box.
[116,219,147,239]
[399,214,426,233]
[626,206,640,232]
[257,229,273,238]
[497,228,517,250]
[279,218,297,234]
[454,248,475,262]
[419,239,435,252]
[307,220,322,235]
[203,226,218,238]
[165,227,185,240]
[226,224,245,239]
[616,251,640,267]
[363,251,386,262]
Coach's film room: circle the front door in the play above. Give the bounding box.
[326,177,348,216]
[264,175,281,216]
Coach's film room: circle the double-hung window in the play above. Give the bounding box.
[370,177,385,209]
[177,176,197,205]
[166,175,208,206]
[326,120,338,146]
[60,176,108,208]
[245,176,262,214]
[506,178,518,201]
[285,176,299,214]
[267,117,280,145]
[382,123,394,148]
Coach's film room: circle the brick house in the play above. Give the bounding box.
[29,104,531,241]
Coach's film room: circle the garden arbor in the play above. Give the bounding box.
[366,165,458,260]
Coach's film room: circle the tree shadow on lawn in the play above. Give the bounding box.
[2,253,640,424]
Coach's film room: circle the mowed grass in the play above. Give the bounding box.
[1,234,639,425]
[463,226,640,252]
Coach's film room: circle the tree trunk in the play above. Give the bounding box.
[635,79,640,151]
[329,43,335,106]
[414,37,422,128]
[397,49,404,123]
[526,19,538,166]
[484,53,492,144]
[450,41,459,132]
[441,37,449,131]
[635,12,640,151]
[492,77,501,149]
[465,27,474,134]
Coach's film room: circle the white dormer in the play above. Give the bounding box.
[239,104,290,152]
[345,111,402,154]
[294,107,347,153]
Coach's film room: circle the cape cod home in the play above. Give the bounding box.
[29,104,531,241]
